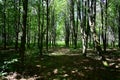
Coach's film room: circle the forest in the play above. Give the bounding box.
[0,0,120,80]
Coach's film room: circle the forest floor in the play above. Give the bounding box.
[0,47,120,80]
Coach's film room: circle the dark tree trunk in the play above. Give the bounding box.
[14,0,20,50]
[70,0,76,48]
[46,0,49,52]
[86,0,90,49]
[20,0,28,65]
[39,0,45,55]
[27,17,30,48]
[65,16,70,47]
[51,5,56,47]
[103,0,108,52]
[38,0,41,54]
[3,0,6,49]
[100,0,107,52]
[100,0,104,49]
[118,5,120,48]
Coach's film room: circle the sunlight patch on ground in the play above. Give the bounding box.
[53,69,58,74]
[49,48,70,56]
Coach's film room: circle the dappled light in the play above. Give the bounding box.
[1,48,120,80]
[1,47,120,80]
[1,0,120,80]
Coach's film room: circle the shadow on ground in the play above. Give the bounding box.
[0,48,120,80]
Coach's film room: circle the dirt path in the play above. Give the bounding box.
[0,48,120,80]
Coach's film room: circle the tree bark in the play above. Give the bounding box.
[118,5,120,48]
[89,0,106,61]
[14,0,20,50]
[65,16,70,47]
[78,0,87,56]
[20,0,28,65]
[46,0,49,52]
[39,0,45,55]
[3,0,6,49]
[38,0,41,54]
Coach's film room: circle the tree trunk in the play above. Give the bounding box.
[78,0,87,56]
[104,0,108,52]
[51,5,56,47]
[3,0,6,49]
[20,0,28,65]
[89,0,106,61]
[46,0,49,52]
[118,5,120,48]
[27,17,30,48]
[14,0,19,50]
[39,0,45,55]
[100,0,104,50]
[38,0,41,54]
[65,16,70,47]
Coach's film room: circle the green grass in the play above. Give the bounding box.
[56,41,65,47]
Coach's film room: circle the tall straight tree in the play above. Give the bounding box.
[46,0,49,52]
[37,0,41,54]
[77,0,88,56]
[14,0,20,50]
[89,0,107,62]
[3,0,6,49]
[104,0,108,52]
[51,2,56,47]
[20,0,28,64]
[70,0,76,48]
[100,0,108,52]
[64,0,71,47]
[86,0,90,49]
[118,5,120,48]
[100,0,104,47]
[65,14,70,47]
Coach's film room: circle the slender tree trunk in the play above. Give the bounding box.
[27,17,30,48]
[101,0,107,52]
[20,0,28,65]
[46,0,49,52]
[100,0,104,49]
[38,0,41,54]
[104,0,108,52]
[3,0,6,49]
[78,0,87,56]
[89,0,106,61]
[118,5,120,48]
[65,16,70,47]
[70,0,76,48]
[7,11,10,44]
[100,0,106,52]
[14,0,19,50]
[17,0,21,49]
[86,0,90,49]
[51,5,56,47]
[39,0,45,55]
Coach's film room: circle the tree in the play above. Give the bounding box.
[65,13,70,47]
[100,0,108,52]
[20,0,28,65]
[46,0,49,52]
[50,0,56,47]
[3,0,6,49]
[89,0,107,62]
[77,0,88,56]
[118,4,120,48]
[14,0,20,50]
[37,0,41,54]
